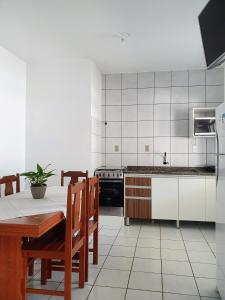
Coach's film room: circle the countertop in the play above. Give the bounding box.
[124,166,216,176]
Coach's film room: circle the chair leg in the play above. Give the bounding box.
[79,245,85,288]
[93,228,98,265]
[41,259,47,285]
[47,259,52,279]
[85,236,89,282]
[28,260,34,276]
[22,255,27,300]
[64,255,72,300]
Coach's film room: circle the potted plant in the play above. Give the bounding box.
[21,164,55,199]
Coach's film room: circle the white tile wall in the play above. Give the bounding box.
[102,68,224,167]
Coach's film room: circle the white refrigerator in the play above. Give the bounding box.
[216,103,225,299]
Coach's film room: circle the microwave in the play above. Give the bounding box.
[192,107,216,137]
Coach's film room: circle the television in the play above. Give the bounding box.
[199,0,225,69]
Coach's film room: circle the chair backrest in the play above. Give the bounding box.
[61,170,88,186]
[0,174,20,197]
[87,176,99,221]
[65,181,86,253]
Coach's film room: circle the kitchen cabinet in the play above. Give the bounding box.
[206,177,216,222]
[152,178,178,220]
[179,178,206,221]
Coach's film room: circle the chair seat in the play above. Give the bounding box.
[23,233,84,260]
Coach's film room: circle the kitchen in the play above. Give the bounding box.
[0,0,224,299]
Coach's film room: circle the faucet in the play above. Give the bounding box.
[163,152,169,165]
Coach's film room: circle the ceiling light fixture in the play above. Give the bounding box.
[117,32,130,47]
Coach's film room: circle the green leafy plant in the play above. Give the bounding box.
[21,164,55,186]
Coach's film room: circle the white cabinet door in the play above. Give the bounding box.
[206,177,216,222]
[179,178,205,221]
[152,178,178,220]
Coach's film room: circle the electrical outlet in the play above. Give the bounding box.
[145,144,149,152]
[114,145,119,152]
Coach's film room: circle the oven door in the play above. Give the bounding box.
[99,179,124,207]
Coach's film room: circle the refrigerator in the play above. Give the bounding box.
[216,103,225,299]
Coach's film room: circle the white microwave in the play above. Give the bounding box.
[192,107,216,137]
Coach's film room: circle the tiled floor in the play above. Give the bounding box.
[27,216,221,300]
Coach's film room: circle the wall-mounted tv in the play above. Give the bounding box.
[199,0,225,69]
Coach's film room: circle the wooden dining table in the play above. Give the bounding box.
[0,186,68,300]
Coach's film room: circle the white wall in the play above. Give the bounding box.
[0,47,26,177]
[26,59,102,185]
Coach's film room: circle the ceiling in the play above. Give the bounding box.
[0,0,208,73]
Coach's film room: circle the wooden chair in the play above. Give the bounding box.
[85,176,99,281]
[0,174,20,197]
[22,181,87,300]
[61,170,88,186]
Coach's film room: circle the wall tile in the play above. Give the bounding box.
[154,137,170,153]
[138,105,154,121]
[154,121,170,137]
[172,71,188,86]
[122,154,137,166]
[154,104,170,121]
[122,105,137,121]
[207,139,216,154]
[106,74,121,89]
[171,137,189,153]
[207,154,216,166]
[206,102,222,108]
[189,86,206,103]
[122,89,137,105]
[171,104,189,120]
[138,137,154,153]
[171,154,188,167]
[122,73,137,89]
[101,138,106,153]
[106,154,121,167]
[206,85,224,102]
[122,138,137,153]
[106,122,121,137]
[189,154,206,167]
[106,138,121,153]
[102,74,106,89]
[106,90,121,105]
[138,88,154,104]
[171,120,189,137]
[155,71,171,87]
[138,72,154,88]
[102,90,106,105]
[206,68,224,85]
[154,153,171,166]
[171,87,188,103]
[189,138,206,154]
[189,70,205,86]
[106,106,121,121]
[138,154,154,166]
[122,122,137,137]
[155,87,171,103]
[138,121,154,137]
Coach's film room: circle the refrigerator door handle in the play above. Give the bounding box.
[216,129,219,186]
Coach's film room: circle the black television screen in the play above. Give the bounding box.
[199,0,225,69]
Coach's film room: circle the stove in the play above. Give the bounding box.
[95,167,125,207]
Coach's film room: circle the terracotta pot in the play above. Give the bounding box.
[30,185,47,199]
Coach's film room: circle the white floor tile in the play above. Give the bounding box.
[196,278,219,298]
[185,241,211,252]
[135,247,161,259]
[137,238,160,248]
[88,286,126,300]
[163,274,198,296]
[161,231,182,241]
[161,249,188,262]
[126,289,162,300]
[128,271,162,292]
[89,255,107,269]
[99,244,111,256]
[103,256,133,271]
[51,283,92,300]
[161,239,185,250]
[95,269,130,288]
[114,236,138,247]
[188,251,216,264]
[132,258,161,273]
[163,293,200,300]
[99,228,119,237]
[162,260,193,276]
[99,235,116,245]
[191,263,216,278]
[139,231,160,239]
[109,245,135,257]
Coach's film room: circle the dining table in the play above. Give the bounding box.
[0,186,68,300]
